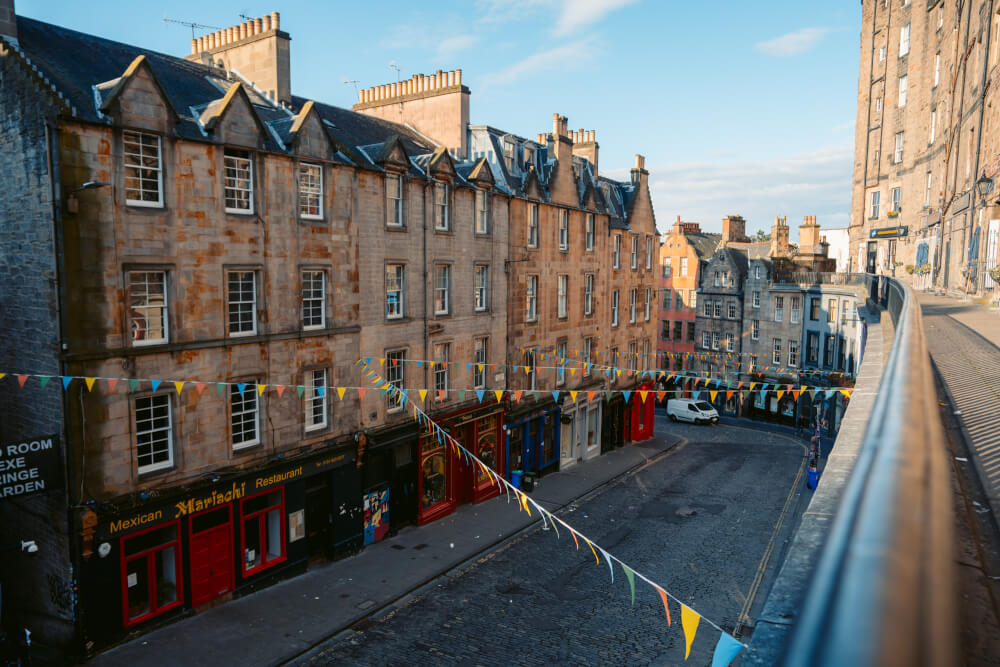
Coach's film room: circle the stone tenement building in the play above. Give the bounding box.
[850,0,1000,295]
[657,216,720,371]
[0,3,657,656]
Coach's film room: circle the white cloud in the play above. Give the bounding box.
[480,38,595,87]
[476,0,637,36]
[553,0,639,36]
[754,27,829,57]
[436,35,479,58]
[605,143,854,237]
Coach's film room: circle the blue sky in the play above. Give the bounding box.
[18,0,861,238]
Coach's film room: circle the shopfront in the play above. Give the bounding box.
[418,403,505,525]
[630,381,656,442]
[602,394,626,453]
[559,388,603,468]
[362,422,419,543]
[505,400,559,481]
[79,445,357,647]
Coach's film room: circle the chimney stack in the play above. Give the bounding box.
[571,127,599,175]
[721,215,748,243]
[0,0,17,43]
[770,216,791,258]
[798,215,821,255]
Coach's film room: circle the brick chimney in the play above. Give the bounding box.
[770,216,790,257]
[186,11,291,106]
[353,69,470,158]
[721,215,748,243]
[571,129,598,175]
[0,0,17,43]
[630,153,647,188]
[798,215,821,255]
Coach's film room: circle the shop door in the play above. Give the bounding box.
[189,507,234,608]
[866,241,877,274]
[305,474,332,559]
[525,420,539,472]
[507,425,525,477]
[560,412,575,467]
[455,423,476,505]
[623,400,632,444]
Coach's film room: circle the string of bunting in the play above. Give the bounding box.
[0,371,853,404]
[357,359,747,665]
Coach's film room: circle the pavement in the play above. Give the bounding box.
[920,293,1000,525]
[297,420,809,666]
[90,429,683,667]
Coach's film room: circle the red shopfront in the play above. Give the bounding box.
[82,447,356,648]
[630,381,656,442]
[418,403,504,525]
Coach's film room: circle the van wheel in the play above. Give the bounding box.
[669,414,677,422]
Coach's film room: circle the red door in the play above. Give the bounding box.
[189,506,234,608]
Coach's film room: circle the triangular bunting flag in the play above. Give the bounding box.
[17,374,28,388]
[657,391,666,402]
[681,605,700,660]
[316,386,325,397]
[274,385,285,397]
[296,385,305,398]
[776,390,785,400]
[257,384,266,396]
[150,380,161,392]
[639,390,648,403]
[237,383,246,395]
[656,587,673,626]
[39,376,51,389]
[172,381,184,394]
[195,382,206,396]
[216,382,225,395]
[513,390,523,403]
[585,539,599,565]
[569,391,578,403]
[85,377,96,392]
[840,389,852,398]
[107,378,118,392]
[476,390,485,403]
[457,390,465,401]
[622,563,636,605]
[622,391,631,403]
[358,388,367,400]
[711,633,746,667]
[710,390,718,401]
[597,547,614,583]
[551,390,560,402]
[494,390,504,403]
[337,387,346,400]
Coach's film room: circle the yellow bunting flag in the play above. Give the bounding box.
[174,381,185,394]
[257,384,266,396]
[419,389,428,402]
[85,377,96,392]
[0,373,5,380]
[709,390,717,401]
[681,604,700,660]
[639,391,648,403]
[749,382,757,391]
[656,587,673,626]
[520,493,531,516]
[569,367,576,376]
[494,390,504,403]
[335,387,345,400]
[841,389,852,398]
[585,539,599,565]
[569,391,578,403]
[378,358,385,366]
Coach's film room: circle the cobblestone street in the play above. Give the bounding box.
[299,422,808,666]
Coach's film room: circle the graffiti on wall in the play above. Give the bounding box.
[363,485,390,545]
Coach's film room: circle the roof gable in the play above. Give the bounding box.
[97,54,179,128]
[286,100,336,160]
[427,147,457,181]
[372,135,412,170]
[468,157,495,187]
[200,83,268,148]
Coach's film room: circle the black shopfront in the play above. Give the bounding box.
[77,443,358,651]
[359,421,419,545]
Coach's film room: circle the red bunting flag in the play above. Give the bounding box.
[276,385,286,397]
[195,382,206,396]
[358,388,367,400]
[656,587,672,627]
[108,378,119,392]
[17,374,28,388]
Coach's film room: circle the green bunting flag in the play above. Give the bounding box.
[622,563,636,605]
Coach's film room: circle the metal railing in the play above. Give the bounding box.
[747,275,957,666]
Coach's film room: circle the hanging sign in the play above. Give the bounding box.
[0,434,62,500]
[869,226,908,239]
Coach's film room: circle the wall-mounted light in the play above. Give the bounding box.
[66,181,111,213]
[975,171,994,204]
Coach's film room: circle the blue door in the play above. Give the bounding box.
[524,419,539,472]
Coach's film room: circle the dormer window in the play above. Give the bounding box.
[224,149,254,214]
[124,131,163,208]
[524,145,535,168]
[434,183,449,231]
[503,139,515,172]
[386,174,403,227]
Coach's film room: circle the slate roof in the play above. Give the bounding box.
[687,232,721,259]
[727,241,771,260]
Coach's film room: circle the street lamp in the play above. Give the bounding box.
[975,171,994,203]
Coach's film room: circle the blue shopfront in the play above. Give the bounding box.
[504,403,561,481]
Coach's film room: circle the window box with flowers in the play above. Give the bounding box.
[887,210,899,218]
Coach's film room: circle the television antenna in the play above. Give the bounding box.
[163,15,222,39]
[343,79,360,98]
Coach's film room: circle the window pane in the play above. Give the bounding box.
[135,395,172,472]
[302,271,326,328]
[231,383,259,447]
[129,271,168,344]
[224,150,253,212]
[298,164,322,218]
[228,271,256,334]
[126,557,151,619]
[124,131,162,205]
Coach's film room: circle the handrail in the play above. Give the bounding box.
[746,276,957,666]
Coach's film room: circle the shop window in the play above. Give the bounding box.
[240,489,285,575]
[121,521,182,626]
[508,424,524,472]
[421,436,448,511]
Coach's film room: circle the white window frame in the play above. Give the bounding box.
[711,332,720,350]
[386,264,405,319]
[475,189,490,234]
[680,257,688,277]
[298,163,323,220]
[583,337,593,376]
[434,343,449,398]
[714,271,721,287]
[714,301,722,318]
[527,203,538,248]
[629,288,637,323]
[646,237,653,270]
[703,300,712,317]
[774,296,784,323]
[891,187,901,213]
[790,296,801,324]
[585,214,595,251]
[386,173,403,227]
[631,236,638,270]
[123,131,163,207]
[751,319,760,341]
[128,270,169,346]
[474,264,489,312]
[301,270,326,330]
[934,53,941,87]
[135,394,173,473]
[726,336,734,353]
[304,368,328,432]
[929,109,936,144]
[474,338,488,389]
[611,290,620,327]
[875,96,882,114]
[386,349,405,411]
[898,74,907,107]
[788,340,799,368]
[613,235,621,269]
[224,149,254,214]
[879,45,886,62]
[894,132,904,163]
[231,381,260,450]
[899,23,910,57]
[925,171,933,207]
[728,302,737,320]
[435,182,450,231]
[227,270,257,337]
[772,338,782,365]
[702,331,710,349]
[754,265,761,280]
[526,275,538,322]
[434,265,451,316]
[584,274,594,315]
[871,191,880,218]
[645,287,652,321]
[558,209,569,250]
[557,274,568,319]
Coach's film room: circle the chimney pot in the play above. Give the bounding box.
[228,27,235,44]
[456,69,462,85]
[271,12,280,30]
[448,70,455,86]
[254,17,262,34]
[263,15,272,31]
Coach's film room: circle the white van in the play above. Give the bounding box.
[666,399,719,425]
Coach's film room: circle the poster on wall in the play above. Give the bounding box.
[363,485,390,545]
[0,435,62,501]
